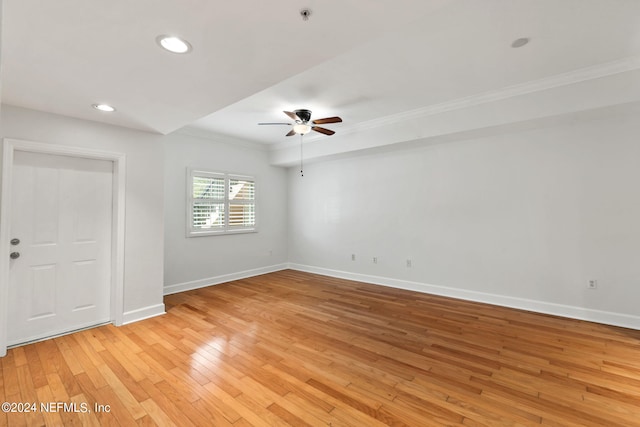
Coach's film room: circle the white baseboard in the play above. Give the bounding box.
[288,263,640,331]
[122,303,166,325]
[163,263,289,295]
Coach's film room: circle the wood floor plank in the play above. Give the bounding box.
[15,364,45,427]
[97,348,147,403]
[110,340,164,384]
[232,392,292,427]
[54,336,85,376]
[11,348,27,368]
[139,398,177,427]
[138,379,196,427]
[96,363,147,420]
[99,339,147,384]
[69,392,103,427]
[22,345,48,390]
[34,385,65,427]
[153,381,214,427]
[281,392,339,425]
[261,364,336,413]
[191,398,235,427]
[267,402,314,427]
[1,270,639,426]
[45,372,70,401]
[1,351,20,398]
[327,405,392,427]
[196,382,243,424]
[2,393,27,427]
[75,371,138,427]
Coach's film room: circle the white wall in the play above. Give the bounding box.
[163,131,288,294]
[0,105,165,320]
[288,113,640,328]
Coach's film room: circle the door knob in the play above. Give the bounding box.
[10,238,20,245]
[10,252,20,259]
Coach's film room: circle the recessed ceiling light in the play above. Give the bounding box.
[511,37,530,48]
[156,35,192,54]
[92,103,116,112]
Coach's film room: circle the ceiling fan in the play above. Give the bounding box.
[258,109,342,137]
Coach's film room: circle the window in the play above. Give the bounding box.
[188,169,256,236]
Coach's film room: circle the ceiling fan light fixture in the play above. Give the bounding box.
[156,35,192,54]
[293,124,311,134]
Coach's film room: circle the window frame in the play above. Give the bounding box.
[186,168,257,237]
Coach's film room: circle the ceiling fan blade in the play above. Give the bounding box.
[283,111,299,121]
[312,126,335,136]
[258,122,292,125]
[286,129,296,137]
[312,116,342,125]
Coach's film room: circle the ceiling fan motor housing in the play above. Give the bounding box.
[294,109,312,123]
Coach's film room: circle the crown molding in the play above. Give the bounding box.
[270,55,640,151]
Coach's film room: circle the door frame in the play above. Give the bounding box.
[0,138,126,356]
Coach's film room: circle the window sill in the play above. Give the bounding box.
[187,228,258,238]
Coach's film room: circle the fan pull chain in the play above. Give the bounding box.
[300,133,304,177]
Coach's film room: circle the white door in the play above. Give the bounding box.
[7,151,113,346]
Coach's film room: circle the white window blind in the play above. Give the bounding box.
[188,169,256,236]
[228,177,256,228]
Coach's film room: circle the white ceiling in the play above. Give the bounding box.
[2,0,640,160]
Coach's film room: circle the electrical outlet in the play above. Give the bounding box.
[406,259,412,268]
[351,254,356,261]
[373,257,378,264]
[588,280,598,289]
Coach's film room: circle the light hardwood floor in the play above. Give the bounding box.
[2,270,640,426]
